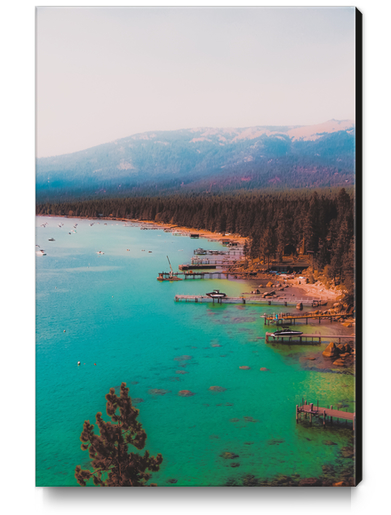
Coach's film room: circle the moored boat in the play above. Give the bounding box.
[272,328,303,337]
[206,289,227,299]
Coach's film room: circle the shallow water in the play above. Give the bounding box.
[36,216,355,486]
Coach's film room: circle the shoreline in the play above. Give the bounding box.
[37,213,345,310]
[37,213,246,245]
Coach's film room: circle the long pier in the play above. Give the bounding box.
[174,295,324,306]
[193,248,243,256]
[190,257,236,265]
[265,332,354,345]
[264,313,351,326]
[158,271,230,280]
[296,401,355,430]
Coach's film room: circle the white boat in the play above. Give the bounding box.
[272,328,303,337]
[206,289,227,299]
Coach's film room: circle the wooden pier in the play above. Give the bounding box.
[190,257,236,266]
[264,313,351,326]
[158,271,230,280]
[174,295,325,306]
[265,332,354,345]
[296,401,355,430]
[193,248,243,256]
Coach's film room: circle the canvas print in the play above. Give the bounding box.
[36,7,361,487]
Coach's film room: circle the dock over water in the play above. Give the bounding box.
[296,401,355,430]
[264,313,351,326]
[265,332,354,345]
[174,295,323,307]
[158,271,230,280]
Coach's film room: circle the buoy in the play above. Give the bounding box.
[63,330,66,332]
[94,363,96,366]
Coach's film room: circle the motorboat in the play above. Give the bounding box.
[48,238,55,241]
[206,289,227,299]
[272,328,303,337]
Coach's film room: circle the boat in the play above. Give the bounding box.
[48,238,55,241]
[96,251,104,255]
[272,328,303,337]
[206,289,227,299]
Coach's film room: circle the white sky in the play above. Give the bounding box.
[36,7,355,157]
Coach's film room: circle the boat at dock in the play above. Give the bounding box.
[272,328,303,337]
[206,289,227,299]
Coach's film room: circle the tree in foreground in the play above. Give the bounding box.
[75,382,163,486]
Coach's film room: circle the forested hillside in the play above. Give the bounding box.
[37,188,355,299]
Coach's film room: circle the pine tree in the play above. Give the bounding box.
[75,383,163,486]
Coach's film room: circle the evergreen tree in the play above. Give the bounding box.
[75,383,163,487]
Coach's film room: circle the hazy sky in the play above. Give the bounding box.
[36,7,355,157]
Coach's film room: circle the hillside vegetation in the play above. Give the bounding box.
[37,188,355,302]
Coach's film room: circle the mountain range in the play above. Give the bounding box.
[36,119,355,200]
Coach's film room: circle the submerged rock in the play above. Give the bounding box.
[175,370,188,374]
[148,389,169,396]
[174,355,193,361]
[267,439,285,446]
[178,390,195,397]
[209,386,227,392]
[230,462,240,468]
[132,398,144,404]
[298,478,322,487]
[341,446,354,459]
[243,416,258,423]
[166,479,178,484]
[220,452,239,460]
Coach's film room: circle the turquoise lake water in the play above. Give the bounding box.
[36,216,355,486]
